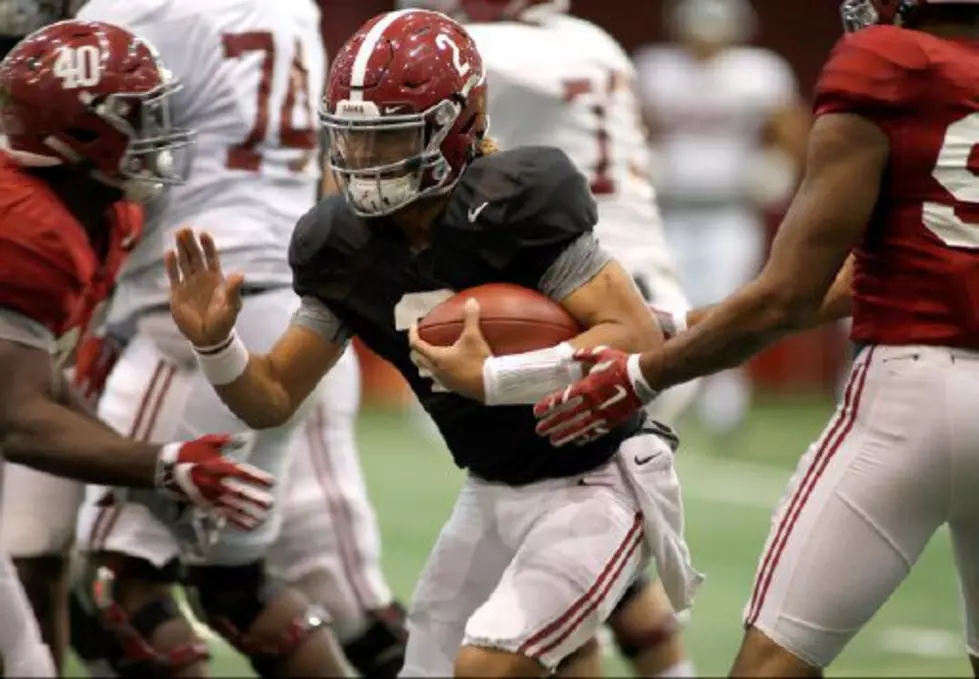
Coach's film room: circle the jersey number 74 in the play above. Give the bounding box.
[221,31,316,174]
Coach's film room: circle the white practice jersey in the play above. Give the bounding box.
[634,45,796,204]
[465,15,673,278]
[77,0,325,321]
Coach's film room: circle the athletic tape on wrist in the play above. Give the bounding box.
[194,330,248,386]
[482,342,582,406]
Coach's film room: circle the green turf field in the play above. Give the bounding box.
[68,394,969,677]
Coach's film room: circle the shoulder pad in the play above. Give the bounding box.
[814,25,929,117]
[289,194,368,298]
[446,147,597,247]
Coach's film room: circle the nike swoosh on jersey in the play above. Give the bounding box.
[467,201,489,223]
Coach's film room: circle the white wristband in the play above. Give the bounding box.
[627,353,658,403]
[482,342,582,406]
[194,330,249,386]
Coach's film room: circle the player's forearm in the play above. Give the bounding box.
[681,278,850,334]
[0,398,158,487]
[54,372,119,434]
[212,353,296,429]
[568,318,661,354]
[640,280,806,390]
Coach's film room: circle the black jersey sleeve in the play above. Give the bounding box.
[443,146,599,287]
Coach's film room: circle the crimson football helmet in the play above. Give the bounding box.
[321,9,487,217]
[0,20,193,202]
[394,0,569,23]
[841,0,979,31]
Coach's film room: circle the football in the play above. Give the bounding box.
[417,283,580,355]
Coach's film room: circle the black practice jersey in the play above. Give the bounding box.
[290,146,643,485]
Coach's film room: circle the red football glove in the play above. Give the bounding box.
[72,334,124,406]
[534,347,656,447]
[155,434,274,531]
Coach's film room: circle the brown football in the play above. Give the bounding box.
[417,283,580,355]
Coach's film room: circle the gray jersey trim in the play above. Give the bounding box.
[0,307,55,353]
[291,295,353,346]
[538,233,612,302]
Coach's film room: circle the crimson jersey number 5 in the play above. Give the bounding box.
[221,31,316,173]
[926,112,979,249]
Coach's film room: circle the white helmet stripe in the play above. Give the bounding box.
[349,9,415,101]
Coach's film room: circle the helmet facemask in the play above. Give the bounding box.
[322,97,463,217]
[88,74,194,202]
[840,0,916,32]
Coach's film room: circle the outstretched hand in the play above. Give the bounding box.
[408,298,493,401]
[165,228,245,348]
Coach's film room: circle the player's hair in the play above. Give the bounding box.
[477,137,501,156]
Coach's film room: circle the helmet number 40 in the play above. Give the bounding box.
[53,45,102,90]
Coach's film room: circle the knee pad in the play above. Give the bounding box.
[186,561,329,678]
[609,575,681,659]
[342,601,407,678]
[75,556,209,677]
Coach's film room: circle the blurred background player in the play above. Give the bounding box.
[394,1,697,676]
[63,0,352,675]
[633,0,809,442]
[0,18,275,675]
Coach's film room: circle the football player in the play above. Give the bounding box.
[165,8,703,678]
[0,2,93,668]
[634,0,810,440]
[0,19,275,675]
[535,0,979,675]
[62,1,350,677]
[396,0,697,676]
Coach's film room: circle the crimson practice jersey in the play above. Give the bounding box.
[0,154,142,361]
[814,25,979,348]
